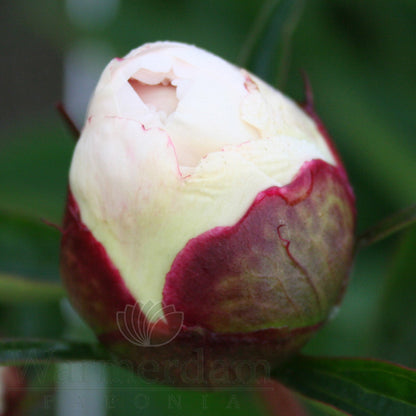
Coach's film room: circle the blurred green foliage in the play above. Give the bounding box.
[0,0,415,414]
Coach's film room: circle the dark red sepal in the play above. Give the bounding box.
[60,191,137,333]
[163,160,355,334]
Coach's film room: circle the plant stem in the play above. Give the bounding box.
[356,204,416,250]
[237,0,282,68]
[237,0,305,89]
[0,338,110,365]
[0,273,66,304]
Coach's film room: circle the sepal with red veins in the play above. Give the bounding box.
[163,159,355,334]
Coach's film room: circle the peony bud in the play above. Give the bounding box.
[60,41,355,386]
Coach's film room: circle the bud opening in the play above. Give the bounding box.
[128,78,178,120]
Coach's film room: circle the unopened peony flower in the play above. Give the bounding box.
[61,41,355,386]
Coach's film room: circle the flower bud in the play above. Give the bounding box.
[60,41,355,386]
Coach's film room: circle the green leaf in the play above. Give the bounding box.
[0,338,110,365]
[308,61,415,211]
[0,272,66,304]
[0,119,73,222]
[0,339,269,416]
[0,210,65,337]
[300,395,351,415]
[275,356,416,415]
[107,365,268,416]
[356,205,416,250]
[0,209,61,279]
[238,0,305,87]
[372,225,416,367]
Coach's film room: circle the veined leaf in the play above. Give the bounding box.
[300,395,351,416]
[275,356,416,416]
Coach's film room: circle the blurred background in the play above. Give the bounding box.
[0,0,415,415]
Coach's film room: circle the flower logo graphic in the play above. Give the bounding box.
[116,301,184,347]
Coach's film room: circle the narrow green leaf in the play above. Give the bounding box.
[314,69,415,209]
[275,356,416,416]
[0,209,61,279]
[299,395,351,416]
[0,272,66,304]
[372,225,416,367]
[0,338,110,365]
[0,120,73,222]
[237,0,305,87]
[356,205,416,250]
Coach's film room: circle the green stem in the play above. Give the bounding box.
[237,0,281,68]
[0,338,110,365]
[237,0,305,89]
[274,0,305,88]
[356,204,416,250]
[0,273,66,304]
